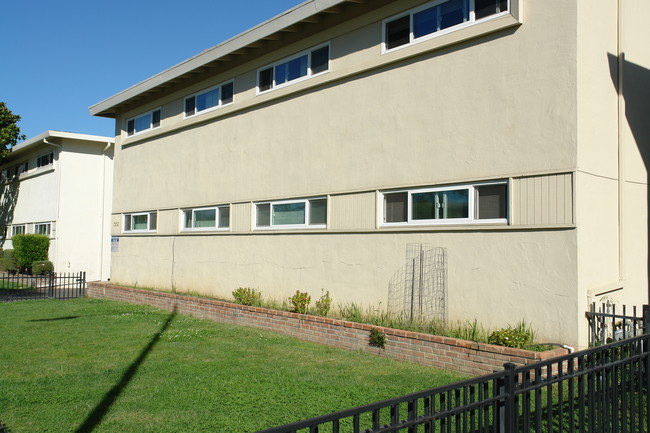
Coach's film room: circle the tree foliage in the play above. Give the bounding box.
[0,102,26,159]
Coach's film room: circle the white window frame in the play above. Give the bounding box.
[11,225,26,237]
[126,108,162,137]
[34,222,52,237]
[123,212,157,233]
[181,206,230,231]
[382,0,510,53]
[381,181,508,226]
[254,197,327,230]
[36,152,54,168]
[184,80,234,119]
[256,42,331,94]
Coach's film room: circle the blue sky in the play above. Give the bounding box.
[1,0,304,142]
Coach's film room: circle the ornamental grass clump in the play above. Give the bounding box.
[487,321,535,349]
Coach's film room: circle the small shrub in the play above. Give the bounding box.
[314,290,332,316]
[32,260,54,275]
[1,249,16,274]
[232,287,262,306]
[488,321,534,349]
[12,234,49,273]
[290,291,311,314]
[369,328,386,349]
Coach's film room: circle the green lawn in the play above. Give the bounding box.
[0,298,468,433]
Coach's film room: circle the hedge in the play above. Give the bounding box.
[11,234,49,273]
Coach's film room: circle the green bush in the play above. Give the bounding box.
[289,291,311,314]
[12,234,49,273]
[487,325,533,348]
[32,260,54,275]
[369,328,386,348]
[1,249,17,273]
[314,290,332,316]
[232,287,262,306]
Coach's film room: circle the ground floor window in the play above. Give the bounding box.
[382,181,507,225]
[123,211,158,233]
[34,223,52,236]
[255,197,327,229]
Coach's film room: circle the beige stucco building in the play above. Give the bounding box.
[90,0,650,347]
[0,131,114,281]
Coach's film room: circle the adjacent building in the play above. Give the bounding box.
[90,0,650,347]
[0,131,114,281]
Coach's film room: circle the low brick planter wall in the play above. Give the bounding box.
[88,282,568,376]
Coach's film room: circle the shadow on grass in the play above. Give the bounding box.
[29,316,80,322]
[74,305,177,433]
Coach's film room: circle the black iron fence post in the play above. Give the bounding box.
[48,272,54,298]
[496,363,517,433]
[643,305,650,334]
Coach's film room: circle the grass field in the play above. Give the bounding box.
[0,298,468,433]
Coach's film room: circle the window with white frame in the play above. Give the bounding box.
[35,222,52,236]
[185,81,234,118]
[126,108,161,137]
[123,211,158,232]
[11,225,25,237]
[258,43,330,93]
[383,0,508,51]
[37,152,54,168]
[255,197,327,229]
[182,206,230,230]
[382,182,507,225]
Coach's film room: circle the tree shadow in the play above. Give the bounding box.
[0,180,20,247]
[607,52,650,304]
[74,305,177,433]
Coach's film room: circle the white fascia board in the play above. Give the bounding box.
[89,0,348,117]
[10,130,114,157]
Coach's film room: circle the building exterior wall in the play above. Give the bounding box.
[56,140,114,280]
[0,133,113,282]
[99,0,650,347]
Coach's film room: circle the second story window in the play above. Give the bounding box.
[182,206,230,230]
[35,223,52,236]
[13,162,28,177]
[384,0,509,51]
[185,81,234,118]
[11,225,25,237]
[37,152,54,168]
[255,197,327,229]
[258,43,330,93]
[127,108,161,137]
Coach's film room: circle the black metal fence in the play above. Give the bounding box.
[257,333,650,433]
[586,303,650,347]
[0,272,86,302]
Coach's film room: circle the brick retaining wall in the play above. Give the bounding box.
[88,282,568,376]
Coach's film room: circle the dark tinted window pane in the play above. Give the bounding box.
[135,113,151,132]
[475,0,508,19]
[386,15,410,50]
[311,46,329,74]
[124,215,132,231]
[309,199,327,225]
[219,206,230,228]
[132,214,148,230]
[185,97,196,116]
[152,110,161,128]
[259,68,273,91]
[443,190,469,218]
[257,203,271,226]
[184,210,192,228]
[440,0,468,30]
[275,62,288,85]
[385,192,408,223]
[287,55,308,81]
[476,184,507,219]
[273,202,306,225]
[127,119,135,135]
[221,82,234,104]
[149,212,157,230]
[414,6,438,38]
[197,88,219,112]
[412,192,437,220]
